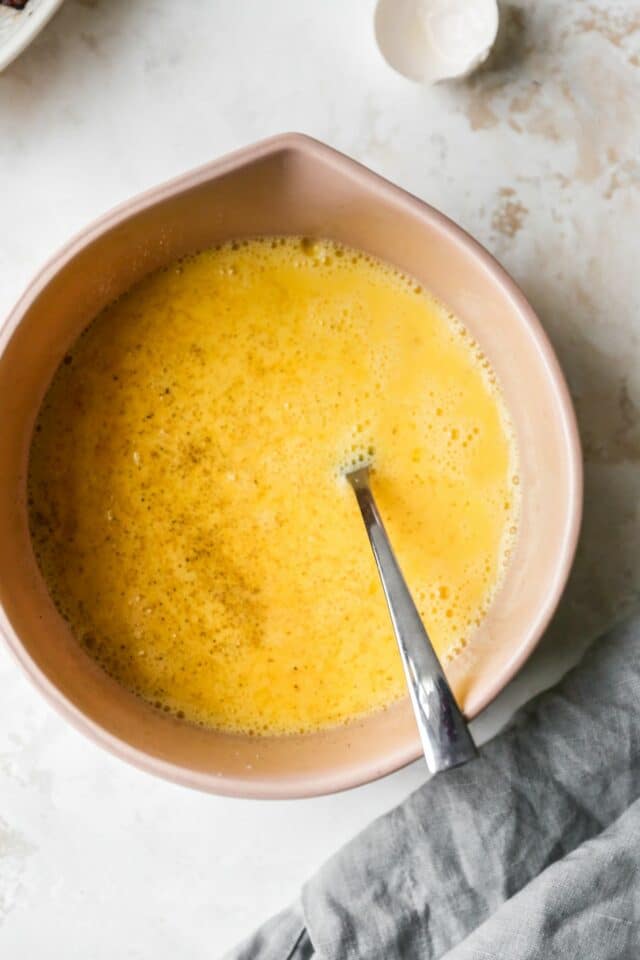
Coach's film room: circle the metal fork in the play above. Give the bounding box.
[347,466,477,775]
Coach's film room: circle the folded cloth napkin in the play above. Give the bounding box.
[225,615,640,959]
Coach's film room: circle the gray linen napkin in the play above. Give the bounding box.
[225,615,640,959]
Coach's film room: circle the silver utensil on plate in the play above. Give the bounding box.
[347,466,477,775]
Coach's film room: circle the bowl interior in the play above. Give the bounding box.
[0,136,581,797]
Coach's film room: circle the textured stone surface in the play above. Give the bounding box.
[0,0,638,955]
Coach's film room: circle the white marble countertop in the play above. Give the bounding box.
[1,1,639,955]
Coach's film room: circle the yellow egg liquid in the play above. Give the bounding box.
[28,237,518,735]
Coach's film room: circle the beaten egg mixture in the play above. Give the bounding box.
[29,237,518,734]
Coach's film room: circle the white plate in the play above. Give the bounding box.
[0,0,64,72]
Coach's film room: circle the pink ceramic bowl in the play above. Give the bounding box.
[0,135,582,798]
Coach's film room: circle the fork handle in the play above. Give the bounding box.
[348,468,477,775]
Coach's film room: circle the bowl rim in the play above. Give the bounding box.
[0,133,583,797]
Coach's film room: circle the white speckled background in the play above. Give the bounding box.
[1,1,639,955]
